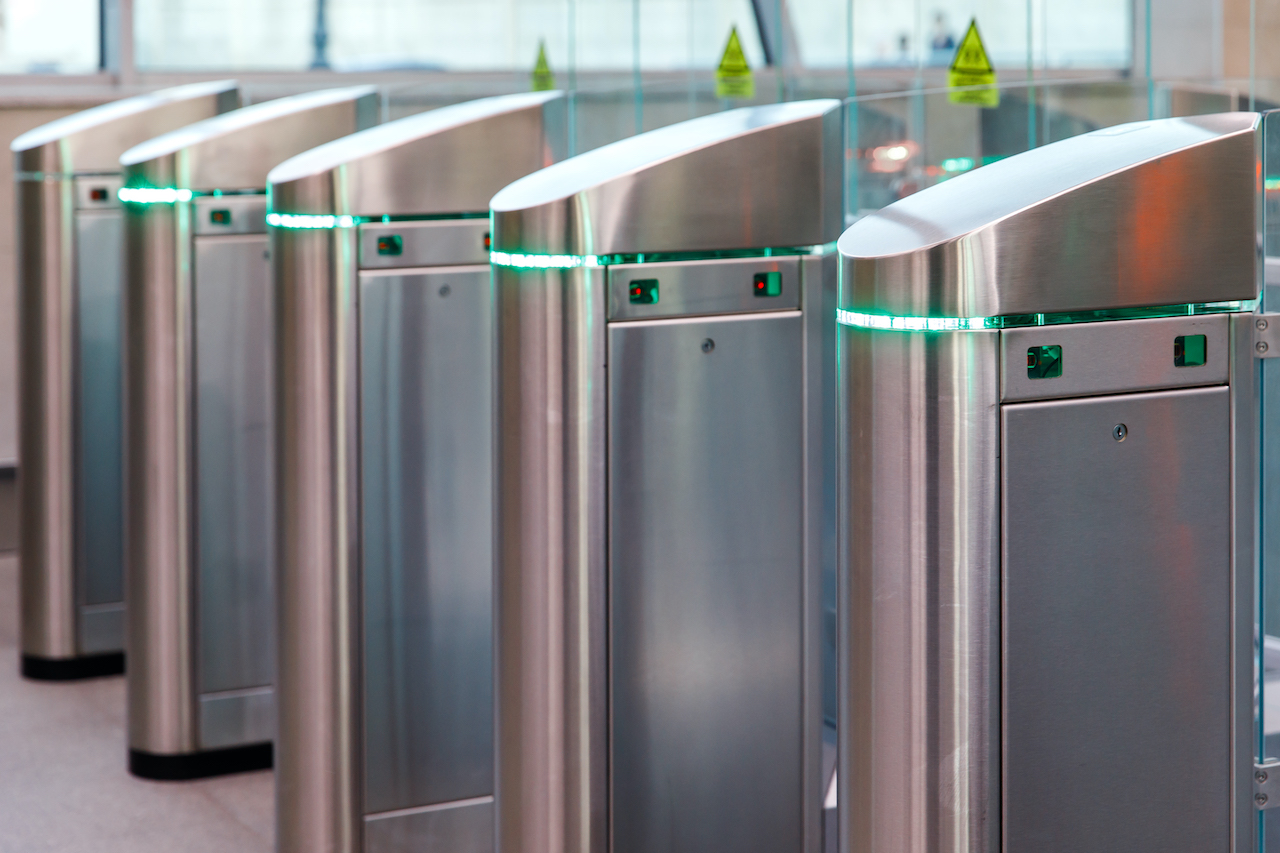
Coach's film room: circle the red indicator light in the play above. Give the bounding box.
[89,187,108,202]
[484,232,491,251]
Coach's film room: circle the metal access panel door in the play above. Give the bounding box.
[360,266,495,822]
[1002,385,1231,853]
[193,230,275,727]
[609,310,804,853]
[74,206,126,653]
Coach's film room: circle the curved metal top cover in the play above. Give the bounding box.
[839,112,1259,318]
[268,91,566,217]
[119,86,378,192]
[491,99,843,256]
[11,80,240,175]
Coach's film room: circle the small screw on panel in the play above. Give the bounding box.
[1258,770,1270,784]
[1258,794,1270,807]
[1259,341,1270,355]
[701,339,715,353]
[1259,318,1270,331]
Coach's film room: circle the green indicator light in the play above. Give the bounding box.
[629,279,659,304]
[940,157,975,173]
[376,235,403,256]
[1267,177,1280,191]
[210,209,232,226]
[838,300,1256,332]
[118,187,194,204]
[1174,334,1206,367]
[753,271,782,297]
[1027,345,1063,379]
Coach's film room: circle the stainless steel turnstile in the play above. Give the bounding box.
[267,91,565,853]
[11,82,240,681]
[118,86,379,780]
[490,100,842,853]
[837,113,1259,853]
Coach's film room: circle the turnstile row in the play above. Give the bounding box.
[12,87,1269,853]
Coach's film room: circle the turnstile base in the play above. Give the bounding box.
[129,742,272,780]
[21,652,124,681]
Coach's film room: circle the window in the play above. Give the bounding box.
[0,0,99,74]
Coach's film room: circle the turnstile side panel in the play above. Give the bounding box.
[361,266,495,814]
[75,209,126,612]
[198,686,275,749]
[364,798,494,853]
[608,311,804,853]
[193,234,276,696]
[1002,385,1231,853]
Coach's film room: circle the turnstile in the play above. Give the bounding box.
[490,99,842,853]
[267,91,565,853]
[837,113,1259,853]
[11,82,240,681]
[118,86,379,780]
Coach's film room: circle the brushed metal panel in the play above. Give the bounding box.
[269,92,565,218]
[494,265,607,853]
[1001,315,1229,401]
[1002,386,1231,853]
[274,225,363,853]
[607,256,800,321]
[199,687,275,750]
[18,176,77,660]
[361,266,494,813]
[839,327,1001,853]
[193,233,275,696]
[78,602,124,654]
[193,194,267,236]
[840,113,1258,316]
[491,101,843,256]
[74,209,125,611]
[358,220,490,270]
[365,798,494,853]
[12,81,239,174]
[608,310,804,853]
[124,196,197,753]
[121,88,379,193]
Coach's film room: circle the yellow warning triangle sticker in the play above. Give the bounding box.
[948,19,998,108]
[532,40,556,92]
[716,26,755,100]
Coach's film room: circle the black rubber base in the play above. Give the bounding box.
[129,742,273,781]
[21,652,124,681]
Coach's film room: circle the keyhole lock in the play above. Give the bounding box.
[1113,423,1128,441]
[439,284,451,297]
[701,338,715,353]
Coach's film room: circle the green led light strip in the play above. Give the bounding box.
[267,212,363,229]
[490,242,836,270]
[266,211,489,230]
[838,299,1257,332]
[118,187,194,204]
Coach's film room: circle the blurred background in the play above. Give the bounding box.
[0,0,1266,526]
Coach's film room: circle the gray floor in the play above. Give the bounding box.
[0,554,273,852]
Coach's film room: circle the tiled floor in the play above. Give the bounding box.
[0,554,273,853]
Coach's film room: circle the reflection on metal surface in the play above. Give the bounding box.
[14,82,240,670]
[494,101,841,853]
[838,114,1259,853]
[123,86,378,767]
[270,91,566,853]
[491,100,843,256]
[840,113,1259,318]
